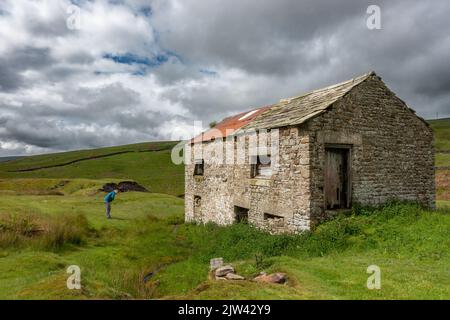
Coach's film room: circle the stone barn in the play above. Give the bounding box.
[184,72,435,233]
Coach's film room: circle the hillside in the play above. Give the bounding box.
[429,118,450,167]
[0,141,184,196]
[0,123,448,299]
[0,196,448,299]
[0,118,448,198]
[428,118,450,201]
[428,117,450,153]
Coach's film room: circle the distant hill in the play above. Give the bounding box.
[428,117,450,152]
[0,156,24,163]
[0,117,448,197]
[428,118,450,171]
[0,141,184,196]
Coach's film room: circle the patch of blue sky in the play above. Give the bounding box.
[199,69,218,76]
[107,0,124,6]
[140,6,153,17]
[151,29,187,64]
[105,0,152,18]
[131,68,147,76]
[103,53,161,67]
[101,50,183,76]
[70,0,88,6]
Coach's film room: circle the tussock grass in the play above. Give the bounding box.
[182,202,448,262]
[0,212,91,250]
[0,194,448,299]
[40,214,91,250]
[154,202,450,298]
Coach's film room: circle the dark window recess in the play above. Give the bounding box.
[234,206,249,223]
[251,154,272,178]
[194,196,202,221]
[194,159,204,176]
[194,196,201,207]
[264,213,284,220]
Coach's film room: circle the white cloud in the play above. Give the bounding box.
[0,0,449,156]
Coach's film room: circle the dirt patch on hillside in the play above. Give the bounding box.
[100,181,149,193]
[436,170,450,200]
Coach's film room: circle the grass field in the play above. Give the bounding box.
[0,182,448,299]
[436,154,450,167]
[0,119,448,300]
[431,118,450,200]
[429,118,450,152]
[0,141,184,196]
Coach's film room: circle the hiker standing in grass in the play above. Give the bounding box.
[104,189,119,219]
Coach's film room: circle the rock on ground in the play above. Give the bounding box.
[225,273,245,280]
[253,272,287,284]
[100,181,149,193]
[210,258,224,271]
[215,265,235,277]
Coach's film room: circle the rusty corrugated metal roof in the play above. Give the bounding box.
[191,106,271,143]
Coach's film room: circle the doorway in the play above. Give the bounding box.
[234,206,249,223]
[324,146,351,209]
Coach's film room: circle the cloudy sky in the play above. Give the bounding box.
[0,0,449,156]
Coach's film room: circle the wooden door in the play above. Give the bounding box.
[324,148,349,209]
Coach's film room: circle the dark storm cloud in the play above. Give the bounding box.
[0,108,173,151]
[153,0,374,76]
[151,0,450,119]
[0,63,23,92]
[0,0,449,156]
[0,46,55,91]
[11,46,55,70]
[0,81,183,153]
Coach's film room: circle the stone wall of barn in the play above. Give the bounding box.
[185,139,235,225]
[242,128,311,233]
[185,127,312,233]
[185,75,435,233]
[305,75,435,225]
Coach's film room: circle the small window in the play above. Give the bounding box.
[251,154,272,178]
[264,212,283,220]
[194,159,204,176]
[234,206,249,223]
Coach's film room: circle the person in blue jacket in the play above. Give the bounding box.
[104,189,119,219]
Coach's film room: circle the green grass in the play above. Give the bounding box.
[428,118,450,152]
[437,200,450,208]
[0,141,176,171]
[436,153,450,167]
[0,141,184,196]
[0,126,448,299]
[0,182,448,300]
[0,187,186,299]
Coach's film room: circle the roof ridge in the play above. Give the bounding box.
[279,71,375,104]
[192,71,379,142]
[237,71,379,132]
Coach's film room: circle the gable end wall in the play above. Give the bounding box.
[306,76,435,225]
